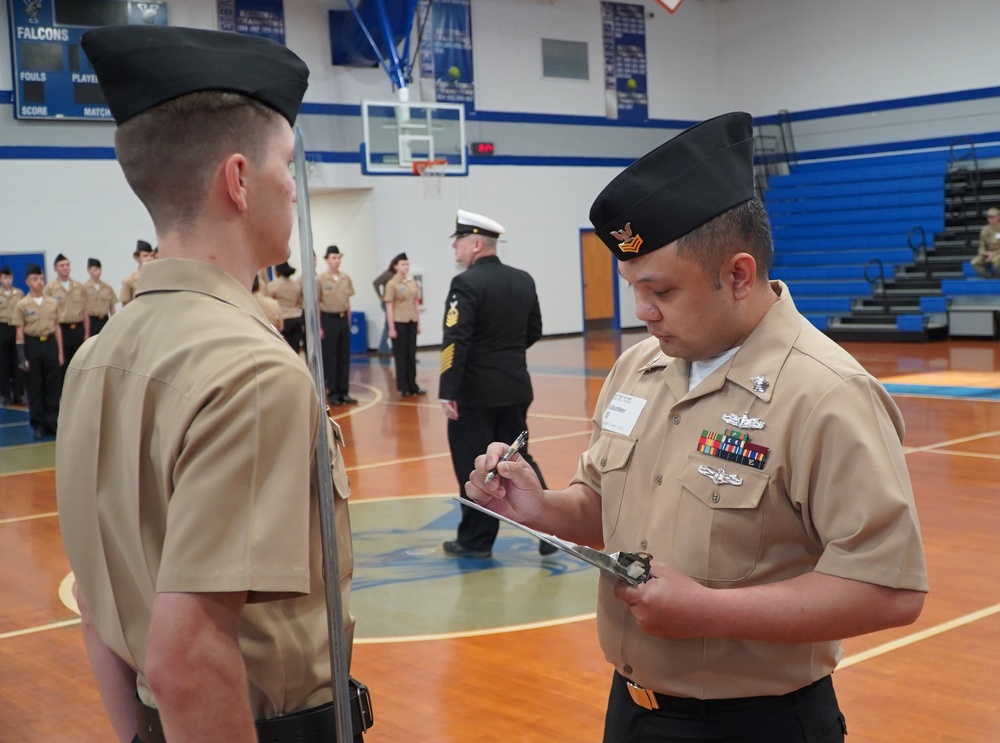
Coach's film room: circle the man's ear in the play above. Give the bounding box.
[727,252,758,300]
[222,153,249,212]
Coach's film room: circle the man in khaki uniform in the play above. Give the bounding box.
[465,114,927,743]
[971,206,1000,278]
[0,265,25,405]
[44,253,89,373]
[13,263,62,437]
[56,25,359,743]
[120,240,155,305]
[318,245,357,405]
[83,258,117,334]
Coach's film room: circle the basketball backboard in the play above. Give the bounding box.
[361,100,467,176]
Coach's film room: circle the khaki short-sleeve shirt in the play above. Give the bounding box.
[317,271,355,314]
[85,280,118,318]
[384,275,419,323]
[0,287,25,324]
[572,283,927,699]
[56,258,354,719]
[267,276,304,320]
[13,295,59,337]
[44,278,88,323]
[120,269,141,305]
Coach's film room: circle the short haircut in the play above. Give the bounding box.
[114,90,281,232]
[675,197,773,289]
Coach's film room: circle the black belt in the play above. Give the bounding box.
[25,334,52,343]
[88,314,108,320]
[620,672,832,713]
[135,678,372,743]
[60,321,81,330]
[323,311,348,318]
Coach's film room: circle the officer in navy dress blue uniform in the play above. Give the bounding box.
[439,210,555,558]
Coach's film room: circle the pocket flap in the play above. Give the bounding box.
[678,455,769,510]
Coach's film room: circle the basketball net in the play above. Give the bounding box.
[656,0,683,12]
[413,159,447,199]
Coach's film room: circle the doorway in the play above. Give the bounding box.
[579,230,619,332]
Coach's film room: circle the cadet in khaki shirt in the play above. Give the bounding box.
[13,263,63,438]
[252,275,283,331]
[83,257,117,334]
[465,114,927,743]
[44,253,89,372]
[120,240,155,305]
[383,252,423,396]
[317,245,357,405]
[56,26,357,743]
[267,261,306,354]
[972,206,1000,278]
[0,265,26,405]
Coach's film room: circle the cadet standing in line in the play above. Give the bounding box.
[252,276,284,332]
[56,25,361,743]
[318,245,357,405]
[120,240,155,306]
[438,210,554,559]
[44,253,89,374]
[269,261,306,355]
[465,113,927,743]
[0,265,25,406]
[13,264,62,438]
[84,258,118,334]
[383,252,424,397]
[371,259,395,356]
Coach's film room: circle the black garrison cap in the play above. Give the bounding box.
[589,112,755,261]
[25,264,43,277]
[325,245,341,257]
[54,253,68,265]
[87,258,101,269]
[0,265,11,276]
[136,240,153,253]
[81,25,309,126]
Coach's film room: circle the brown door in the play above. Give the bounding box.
[581,230,617,331]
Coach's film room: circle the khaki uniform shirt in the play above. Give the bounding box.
[317,271,355,314]
[56,258,354,719]
[12,295,59,337]
[572,283,927,699]
[120,269,141,305]
[254,293,284,330]
[978,224,1000,256]
[0,287,25,325]
[44,278,88,323]
[85,280,118,318]
[267,275,304,320]
[384,275,419,323]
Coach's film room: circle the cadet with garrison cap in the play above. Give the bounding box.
[465,113,927,742]
[318,245,357,405]
[44,253,89,374]
[971,206,1000,278]
[0,265,25,406]
[438,210,553,559]
[84,258,117,334]
[13,264,62,438]
[120,240,155,305]
[56,25,362,743]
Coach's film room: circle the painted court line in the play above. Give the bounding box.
[0,511,57,525]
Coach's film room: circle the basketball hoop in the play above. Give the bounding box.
[412,159,448,199]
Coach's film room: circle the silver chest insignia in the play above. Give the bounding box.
[722,411,765,430]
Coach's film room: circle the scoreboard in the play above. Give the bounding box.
[6,0,168,121]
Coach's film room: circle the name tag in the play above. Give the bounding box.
[601,392,647,435]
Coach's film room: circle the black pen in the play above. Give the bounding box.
[484,430,529,484]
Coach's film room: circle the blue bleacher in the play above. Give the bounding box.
[941,278,1000,296]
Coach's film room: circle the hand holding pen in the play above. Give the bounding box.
[483,430,529,484]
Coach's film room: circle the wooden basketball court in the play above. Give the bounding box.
[2,331,999,742]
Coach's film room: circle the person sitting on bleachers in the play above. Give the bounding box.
[971,207,1000,278]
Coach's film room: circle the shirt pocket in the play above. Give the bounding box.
[672,453,770,583]
[595,433,637,542]
[327,419,351,500]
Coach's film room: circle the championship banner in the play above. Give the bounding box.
[218,0,285,45]
[417,0,474,108]
[600,1,648,122]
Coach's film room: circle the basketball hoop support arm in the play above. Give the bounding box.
[343,0,420,93]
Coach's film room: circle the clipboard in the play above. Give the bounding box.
[455,497,652,586]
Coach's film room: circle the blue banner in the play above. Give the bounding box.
[218,0,285,46]
[600,2,648,122]
[417,0,474,108]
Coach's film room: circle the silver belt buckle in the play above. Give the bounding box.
[625,679,659,710]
